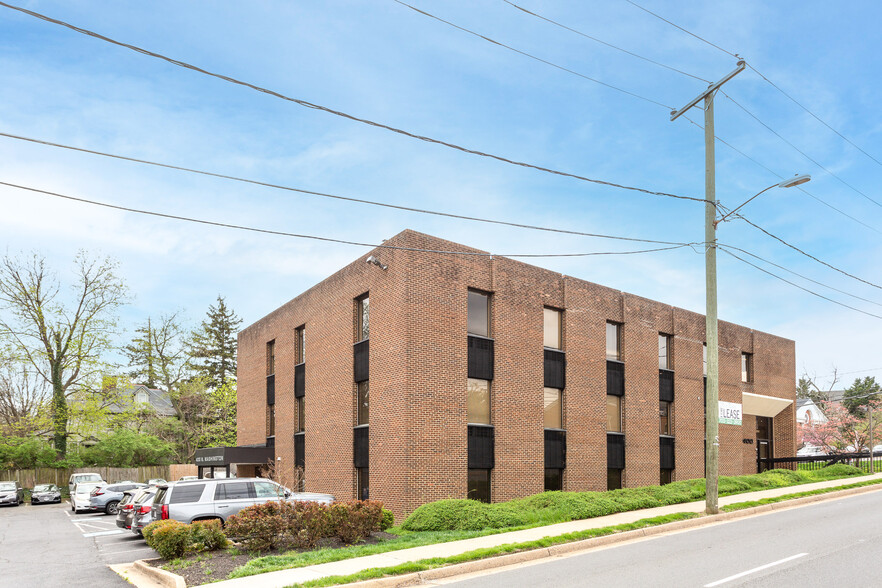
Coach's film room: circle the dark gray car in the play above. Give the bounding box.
[130,487,159,536]
[31,483,62,504]
[89,482,146,515]
[0,481,24,506]
[152,478,334,524]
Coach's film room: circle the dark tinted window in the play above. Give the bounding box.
[214,482,252,500]
[169,484,205,504]
[153,487,168,505]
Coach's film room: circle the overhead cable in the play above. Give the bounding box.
[0,1,703,204]
[0,181,694,259]
[392,0,674,109]
[720,248,882,321]
[0,131,686,247]
[723,92,882,209]
[501,0,709,82]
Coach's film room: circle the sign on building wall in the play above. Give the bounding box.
[719,401,743,426]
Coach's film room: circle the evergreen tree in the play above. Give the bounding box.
[124,317,158,388]
[188,296,241,389]
[123,313,188,393]
[842,376,881,418]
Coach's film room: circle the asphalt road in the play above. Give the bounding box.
[442,489,882,587]
[0,500,156,587]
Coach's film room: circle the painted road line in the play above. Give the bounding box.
[75,522,114,531]
[98,547,156,556]
[704,553,808,587]
[82,530,125,538]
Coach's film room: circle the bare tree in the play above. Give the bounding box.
[0,252,128,456]
[0,348,51,435]
[124,312,189,394]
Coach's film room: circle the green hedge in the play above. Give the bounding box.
[401,467,864,532]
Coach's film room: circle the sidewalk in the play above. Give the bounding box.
[197,474,882,588]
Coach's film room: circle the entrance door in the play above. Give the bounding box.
[756,416,773,472]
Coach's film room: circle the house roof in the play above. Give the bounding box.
[106,385,176,417]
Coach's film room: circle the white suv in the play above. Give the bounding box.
[69,472,104,495]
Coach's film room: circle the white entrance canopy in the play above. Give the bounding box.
[743,392,792,418]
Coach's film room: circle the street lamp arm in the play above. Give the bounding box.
[715,183,777,227]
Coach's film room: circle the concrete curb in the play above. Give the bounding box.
[133,559,187,588]
[342,481,882,587]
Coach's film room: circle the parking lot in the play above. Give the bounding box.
[0,500,157,587]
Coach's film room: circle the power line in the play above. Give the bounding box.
[0,180,694,259]
[0,1,704,205]
[392,0,674,109]
[682,114,882,235]
[727,211,882,292]
[500,0,709,82]
[723,91,882,209]
[746,64,882,171]
[0,131,687,247]
[720,248,882,321]
[623,0,738,59]
[717,243,882,308]
[623,0,882,182]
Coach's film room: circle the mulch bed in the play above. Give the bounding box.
[150,531,397,586]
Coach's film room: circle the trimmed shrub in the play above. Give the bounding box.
[380,508,394,531]
[329,500,384,544]
[288,501,331,549]
[143,519,181,548]
[191,519,229,551]
[150,520,192,560]
[225,502,287,552]
[817,464,863,478]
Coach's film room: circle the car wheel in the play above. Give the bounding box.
[105,501,120,515]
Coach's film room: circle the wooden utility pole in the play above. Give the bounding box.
[671,60,745,514]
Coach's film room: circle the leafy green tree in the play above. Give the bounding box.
[842,377,881,417]
[188,296,241,389]
[123,313,189,392]
[0,252,128,456]
[0,435,57,469]
[82,429,173,467]
[0,346,52,436]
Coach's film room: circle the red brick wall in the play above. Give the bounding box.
[237,230,796,520]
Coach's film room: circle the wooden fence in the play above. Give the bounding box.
[0,465,178,489]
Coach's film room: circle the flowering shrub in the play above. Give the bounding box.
[145,520,191,560]
[328,500,384,545]
[191,519,229,551]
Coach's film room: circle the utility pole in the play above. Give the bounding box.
[671,59,745,515]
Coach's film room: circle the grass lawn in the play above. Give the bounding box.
[229,465,866,580]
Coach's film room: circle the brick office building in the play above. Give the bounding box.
[237,230,796,519]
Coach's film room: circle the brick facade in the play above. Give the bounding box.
[237,230,796,520]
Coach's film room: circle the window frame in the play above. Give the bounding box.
[356,294,370,342]
[295,325,305,364]
[467,290,491,338]
[659,400,673,436]
[741,352,753,383]
[296,396,305,432]
[266,340,275,377]
[356,380,369,426]
[266,403,275,437]
[467,378,491,425]
[659,333,672,370]
[467,468,491,503]
[543,387,563,430]
[606,322,622,361]
[543,307,562,350]
[606,394,623,433]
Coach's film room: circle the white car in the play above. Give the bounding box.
[70,482,103,513]
[68,472,104,495]
[797,445,826,457]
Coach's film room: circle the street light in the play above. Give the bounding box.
[716,174,811,227]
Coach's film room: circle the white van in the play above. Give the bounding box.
[68,472,104,495]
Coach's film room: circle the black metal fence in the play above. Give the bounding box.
[759,451,882,473]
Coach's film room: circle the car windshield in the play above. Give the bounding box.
[0,483,15,491]
[34,484,54,492]
[77,475,102,482]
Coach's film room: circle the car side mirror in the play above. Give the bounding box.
[285,490,292,498]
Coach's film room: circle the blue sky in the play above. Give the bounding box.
[1,1,880,389]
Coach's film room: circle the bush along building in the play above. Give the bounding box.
[236,230,796,520]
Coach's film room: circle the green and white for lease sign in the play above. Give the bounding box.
[719,401,743,425]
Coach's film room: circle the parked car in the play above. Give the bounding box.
[178,476,198,481]
[130,487,159,536]
[147,478,167,485]
[70,481,103,513]
[116,490,140,529]
[31,483,62,504]
[68,473,104,495]
[797,444,827,457]
[152,478,334,524]
[0,481,25,506]
[89,482,146,515]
